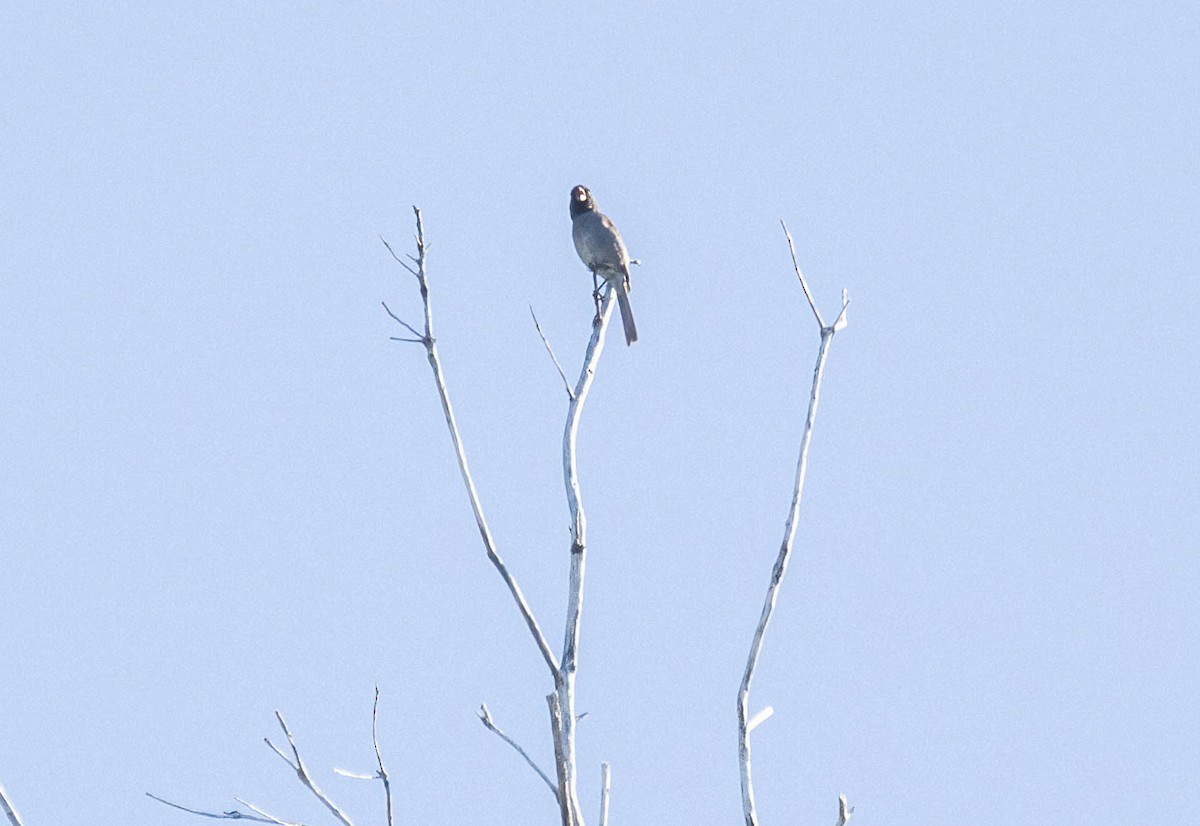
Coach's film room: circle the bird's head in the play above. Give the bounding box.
[569,184,595,219]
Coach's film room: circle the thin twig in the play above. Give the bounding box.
[531,305,574,399]
[380,236,419,278]
[737,226,848,826]
[381,301,424,341]
[0,783,26,826]
[597,763,612,826]
[781,221,824,329]
[145,793,280,822]
[234,798,301,826]
[373,687,394,826]
[745,706,774,733]
[384,207,559,677]
[265,711,354,826]
[833,289,850,332]
[477,703,560,800]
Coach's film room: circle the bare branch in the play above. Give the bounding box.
[780,221,824,330]
[745,706,774,733]
[380,236,419,278]
[372,687,394,826]
[836,794,853,826]
[833,289,850,332]
[0,783,26,826]
[531,305,574,399]
[597,763,612,826]
[477,703,559,800]
[737,230,849,826]
[547,693,577,826]
[233,798,302,826]
[551,283,620,826]
[335,688,394,825]
[561,285,617,664]
[145,793,281,822]
[332,769,375,780]
[386,207,559,677]
[265,711,354,826]
[381,301,425,342]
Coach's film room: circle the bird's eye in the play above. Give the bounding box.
[576,188,587,200]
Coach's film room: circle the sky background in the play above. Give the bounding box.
[2,2,1198,824]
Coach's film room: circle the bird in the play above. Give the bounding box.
[570,184,637,345]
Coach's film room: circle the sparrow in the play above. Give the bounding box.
[570,185,637,345]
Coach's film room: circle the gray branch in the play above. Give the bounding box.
[531,305,574,399]
[737,223,850,826]
[836,793,853,826]
[383,207,559,677]
[368,687,394,826]
[145,793,285,823]
[264,711,354,826]
[0,783,26,826]
[553,284,619,826]
[598,763,612,826]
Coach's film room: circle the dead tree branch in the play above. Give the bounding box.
[477,703,560,800]
[385,208,621,825]
[382,207,559,677]
[597,763,612,826]
[263,711,354,826]
[149,704,384,826]
[737,221,851,826]
[0,783,26,826]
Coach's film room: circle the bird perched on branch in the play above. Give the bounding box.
[570,184,637,345]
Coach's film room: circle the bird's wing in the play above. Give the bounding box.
[573,212,629,274]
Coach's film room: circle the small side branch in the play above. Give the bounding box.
[531,306,574,399]
[0,783,26,826]
[333,687,395,826]
[232,798,303,826]
[781,221,824,329]
[597,763,612,826]
[737,225,849,826]
[145,793,279,823]
[383,207,559,678]
[478,703,560,800]
[265,711,354,826]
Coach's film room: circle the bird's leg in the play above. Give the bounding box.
[591,269,604,324]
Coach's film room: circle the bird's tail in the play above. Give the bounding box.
[615,283,638,345]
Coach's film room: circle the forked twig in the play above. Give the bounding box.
[264,711,354,826]
[335,687,395,826]
[553,283,619,826]
[383,207,559,677]
[372,687,394,826]
[737,223,850,826]
[384,208,622,825]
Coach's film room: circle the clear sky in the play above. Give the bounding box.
[2,2,1197,824]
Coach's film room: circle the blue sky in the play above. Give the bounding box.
[2,2,1197,824]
